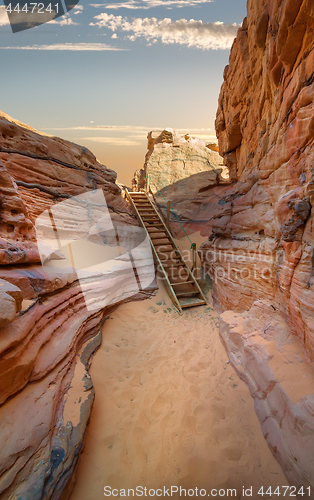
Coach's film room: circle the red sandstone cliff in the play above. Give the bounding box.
[0,111,156,499]
[199,0,314,492]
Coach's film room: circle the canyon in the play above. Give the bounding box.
[1,0,314,496]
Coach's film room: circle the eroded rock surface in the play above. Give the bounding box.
[132,129,230,237]
[199,0,314,491]
[0,111,156,500]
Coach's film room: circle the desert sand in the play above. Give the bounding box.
[69,234,287,500]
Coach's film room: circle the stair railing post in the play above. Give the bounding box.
[191,243,197,278]
[166,201,171,229]
[146,176,150,194]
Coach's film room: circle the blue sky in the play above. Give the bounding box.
[0,0,247,184]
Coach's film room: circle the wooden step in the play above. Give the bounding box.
[158,250,181,256]
[176,291,200,298]
[159,258,182,263]
[168,270,189,275]
[162,262,185,268]
[171,281,194,286]
[169,276,190,282]
[150,235,171,240]
[154,246,176,251]
[154,243,175,247]
[156,250,176,255]
[156,247,179,252]
[151,239,172,244]
[144,222,164,227]
[180,301,206,309]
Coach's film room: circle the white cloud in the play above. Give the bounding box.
[91,0,212,9]
[0,5,10,25]
[41,124,216,145]
[191,133,217,141]
[43,124,152,131]
[0,43,127,51]
[48,15,79,25]
[42,125,213,133]
[90,14,239,50]
[81,136,142,146]
[73,5,84,13]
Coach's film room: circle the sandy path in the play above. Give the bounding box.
[69,279,287,500]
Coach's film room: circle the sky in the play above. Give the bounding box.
[0,0,247,184]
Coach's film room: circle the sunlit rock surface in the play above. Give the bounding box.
[199,0,314,490]
[132,129,231,237]
[0,111,156,499]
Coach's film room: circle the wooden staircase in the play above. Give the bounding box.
[126,190,207,313]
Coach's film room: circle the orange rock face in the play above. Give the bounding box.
[199,0,314,490]
[202,0,314,354]
[0,112,134,265]
[0,112,156,499]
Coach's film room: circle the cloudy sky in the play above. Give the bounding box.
[0,0,246,184]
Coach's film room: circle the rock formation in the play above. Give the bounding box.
[132,129,231,237]
[0,111,156,499]
[199,0,314,492]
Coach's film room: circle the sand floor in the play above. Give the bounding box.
[69,278,287,500]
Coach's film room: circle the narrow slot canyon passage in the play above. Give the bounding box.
[70,280,287,500]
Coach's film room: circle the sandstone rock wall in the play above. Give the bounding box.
[133,129,230,237]
[202,0,314,356]
[0,112,134,266]
[132,129,224,192]
[199,0,314,491]
[0,112,156,500]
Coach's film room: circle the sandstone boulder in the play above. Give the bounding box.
[132,129,230,237]
[0,279,23,328]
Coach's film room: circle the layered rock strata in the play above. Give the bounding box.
[199,0,314,491]
[132,129,230,237]
[0,112,156,500]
